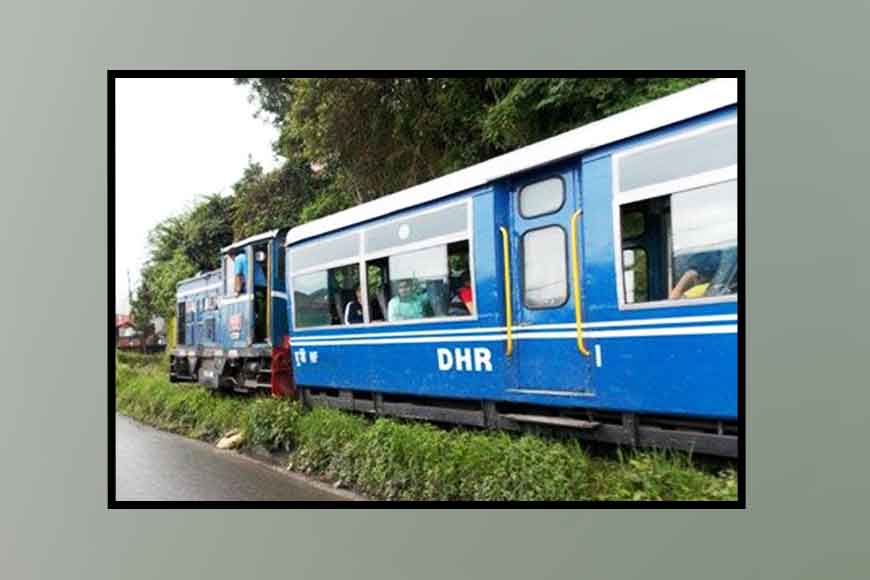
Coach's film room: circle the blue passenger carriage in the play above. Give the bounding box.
[285,79,740,456]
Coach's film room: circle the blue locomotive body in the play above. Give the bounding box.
[169,230,293,396]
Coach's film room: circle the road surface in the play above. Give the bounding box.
[115,414,349,501]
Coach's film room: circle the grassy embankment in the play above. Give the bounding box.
[115,351,737,501]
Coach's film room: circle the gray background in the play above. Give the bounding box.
[1,0,868,578]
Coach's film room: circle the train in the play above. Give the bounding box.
[170,78,740,457]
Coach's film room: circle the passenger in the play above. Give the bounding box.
[669,265,710,299]
[387,279,426,321]
[343,287,364,324]
[457,275,473,314]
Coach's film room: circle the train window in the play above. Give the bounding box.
[292,264,363,328]
[364,203,467,255]
[291,232,358,272]
[328,264,361,326]
[292,270,330,328]
[365,240,473,323]
[522,226,568,308]
[621,211,645,239]
[619,179,737,304]
[622,248,648,303]
[224,255,235,296]
[619,124,737,192]
[519,177,565,218]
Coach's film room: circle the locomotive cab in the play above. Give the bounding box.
[213,230,292,395]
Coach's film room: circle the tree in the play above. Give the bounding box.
[238,77,711,211]
[183,194,235,270]
[229,158,326,239]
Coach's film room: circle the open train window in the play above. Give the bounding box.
[618,180,737,305]
[615,121,738,307]
[366,240,473,323]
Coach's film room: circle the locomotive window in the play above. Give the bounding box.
[522,226,568,309]
[519,177,565,218]
[619,179,737,304]
[224,255,235,296]
[618,124,737,192]
[364,202,467,255]
[365,240,473,323]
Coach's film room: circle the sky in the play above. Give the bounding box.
[115,78,281,313]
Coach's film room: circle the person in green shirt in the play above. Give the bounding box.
[387,279,428,321]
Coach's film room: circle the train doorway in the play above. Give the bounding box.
[506,164,593,396]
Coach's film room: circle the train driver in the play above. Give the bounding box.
[387,279,426,321]
[233,250,267,295]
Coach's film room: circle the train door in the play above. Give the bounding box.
[252,243,270,344]
[507,164,593,395]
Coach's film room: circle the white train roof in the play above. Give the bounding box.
[286,78,737,246]
[221,229,280,254]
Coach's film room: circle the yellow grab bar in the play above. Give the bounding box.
[570,210,591,356]
[499,226,513,357]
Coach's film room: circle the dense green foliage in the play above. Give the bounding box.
[115,355,737,501]
[131,77,709,323]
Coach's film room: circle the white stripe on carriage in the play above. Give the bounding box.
[290,324,737,346]
[292,334,508,347]
[528,313,737,330]
[290,314,738,342]
[293,326,508,341]
[176,283,222,298]
[270,291,288,300]
[505,389,597,398]
[519,324,737,340]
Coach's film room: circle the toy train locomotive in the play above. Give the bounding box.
[170,78,741,457]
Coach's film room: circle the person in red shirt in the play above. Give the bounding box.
[457,277,473,314]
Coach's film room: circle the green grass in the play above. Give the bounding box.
[114,354,737,501]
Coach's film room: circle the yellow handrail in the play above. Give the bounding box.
[570,210,591,356]
[499,227,513,357]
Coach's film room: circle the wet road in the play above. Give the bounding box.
[115,414,349,501]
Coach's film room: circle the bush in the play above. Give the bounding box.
[115,360,738,502]
[294,408,369,474]
[587,450,737,501]
[241,397,302,451]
